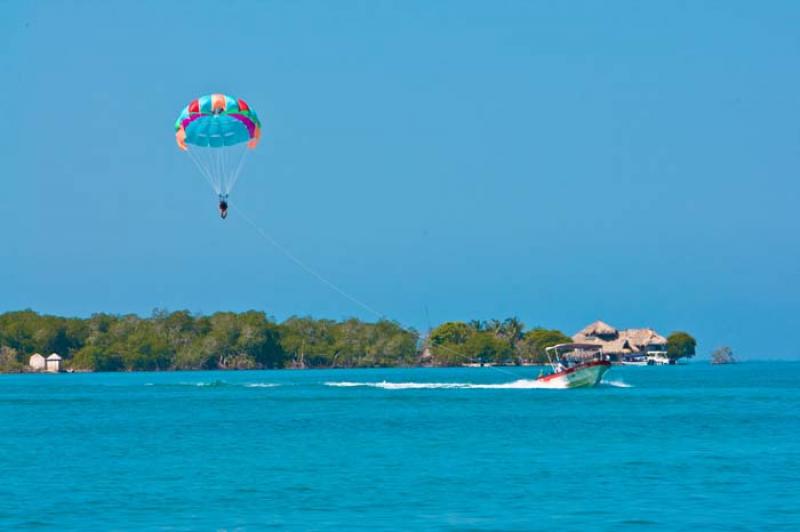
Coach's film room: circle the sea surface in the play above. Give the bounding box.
[1,362,799,530]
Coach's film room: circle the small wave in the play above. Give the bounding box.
[601,379,633,388]
[180,380,228,387]
[144,381,280,389]
[143,381,229,388]
[323,381,365,387]
[619,518,657,526]
[324,379,569,390]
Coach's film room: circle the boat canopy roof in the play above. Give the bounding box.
[545,343,603,353]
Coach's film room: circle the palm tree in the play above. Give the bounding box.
[468,320,486,332]
[486,319,503,335]
[501,317,525,346]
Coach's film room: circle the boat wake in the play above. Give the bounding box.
[180,381,228,387]
[145,381,281,389]
[324,379,571,390]
[600,379,633,388]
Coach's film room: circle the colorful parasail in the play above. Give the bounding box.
[174,93,262,219]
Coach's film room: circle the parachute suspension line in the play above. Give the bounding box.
[220,146,228,192]
[214,149,224,193]
[218,145,228,193]
[197,149,222,193]
[231,202,386,319]
[186,148,220,194]
[226,146,250,194]
[186,145,250,197]
[222,149,229,194]
[230,201,520,379]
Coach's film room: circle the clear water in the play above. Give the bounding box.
[2,363,798,530]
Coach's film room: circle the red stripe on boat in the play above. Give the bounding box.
[537,360,611,382]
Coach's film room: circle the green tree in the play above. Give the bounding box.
[71,345,125,372]
[428,321,474,365]
[467,320,486,332]
[517,328,573,363]
[498,317,525,348]
[429,321,472,346]
[484,319,503,335]
[0,346,23,372]
[235,311,286,368]
[464,332,513,363]
[710,346,735,364]
[280,316,337,367]
[667,332,696,360]
[0,310,42,353]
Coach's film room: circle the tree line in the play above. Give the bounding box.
[0,310,695,372]
[0,310,417,372]
[426,318,573,365]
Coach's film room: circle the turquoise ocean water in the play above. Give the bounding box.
[2,362,798,530]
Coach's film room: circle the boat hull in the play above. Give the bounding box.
[536,361,611,388]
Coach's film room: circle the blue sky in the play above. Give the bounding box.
[1,1,798,358]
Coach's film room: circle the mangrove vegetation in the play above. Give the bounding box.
[0,310,696,372]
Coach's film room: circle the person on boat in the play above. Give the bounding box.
[218,195,229,219]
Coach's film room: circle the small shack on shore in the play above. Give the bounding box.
[29,353,46,371]
[46,353,62,372]
[29,353,62,372]
[419,346,434,367]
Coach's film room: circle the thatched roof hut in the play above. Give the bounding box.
[576,320,618,338]
[602,338,636,354]
[621,328,667,350]
[571,321,668,360]
[573,321,620,346]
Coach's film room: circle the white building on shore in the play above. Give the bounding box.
[46,353,62,373]
[29,353,46,371]
[29,352,63,372]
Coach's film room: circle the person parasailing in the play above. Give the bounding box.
[218,194,229,219]
[174,93,262,221]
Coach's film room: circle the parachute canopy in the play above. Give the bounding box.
[175,93,262,200]
[175,93,262,151]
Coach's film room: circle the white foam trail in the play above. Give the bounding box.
[601,379,633,388]
[156,381,282,388]
[469,379,568,390]
[324,379,569,390]
[181,381,225,387]
[325,381,465,389]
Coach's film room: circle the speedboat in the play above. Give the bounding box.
[621,354,648,366]
[646,352,673,365]
[536,343,611,388]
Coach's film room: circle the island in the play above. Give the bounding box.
[0,310,696,373]
[711,346,736,364]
